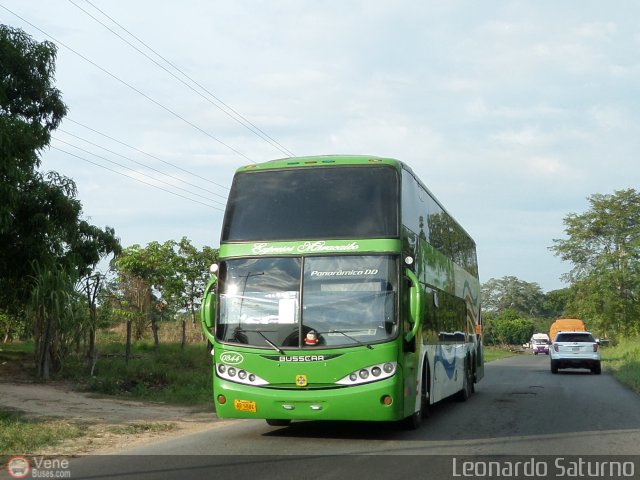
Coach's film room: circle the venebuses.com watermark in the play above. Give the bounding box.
[452,457,636,478]
[6,456,71,479]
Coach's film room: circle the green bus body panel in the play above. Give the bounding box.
[215,375,404,422]
[219,239,402,258]
[212,342,406,421]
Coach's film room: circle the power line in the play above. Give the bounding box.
[50,146,225,211]
[70,0,296,158]
[57,127,229,201]
[0,3,255,163]
[51,136,228,208]
[2,4,234,213]
[65,118,230,191]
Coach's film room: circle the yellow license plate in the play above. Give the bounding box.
[234,399,257,413]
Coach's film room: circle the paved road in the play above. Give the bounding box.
[67,353,640,478]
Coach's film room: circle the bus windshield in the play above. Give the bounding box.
[217,255,398,349]
[221,166,399,241]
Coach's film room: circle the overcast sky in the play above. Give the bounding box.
[3,1,640,292]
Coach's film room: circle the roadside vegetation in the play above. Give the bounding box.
[600,337,640,395]
[0,405,177,458]
[0,329,209,456]
[0,409,85,458]
[483,346,515,363]
[63,340,213,405]
[0,324,213,406]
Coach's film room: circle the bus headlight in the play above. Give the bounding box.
[217,364,269,386]
[336,361,397,385]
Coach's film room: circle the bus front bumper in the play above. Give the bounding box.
[214,376,405,422]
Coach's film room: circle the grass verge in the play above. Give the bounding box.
[0,409,85,457]
[601,336,640,394]
[0,409,178,457]
[483,345,516,363]
[106,422,177,436]
[61,341,214,406]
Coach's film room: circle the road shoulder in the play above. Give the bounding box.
[0,380,218,455]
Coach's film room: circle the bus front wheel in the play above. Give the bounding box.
[402,363,429,430]
[403,409,422,430]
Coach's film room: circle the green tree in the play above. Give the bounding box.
[113,239,219,351]
[1,26,120,378]
[75,223,121,362]
[0,310,13,342]
[28,262,85,380]
[113,244,162,358]
[481,276,546,316]
[543,288,571,319]
[171,238,218,349]
[1,27,69,313]
[484,309,535,346]
[1,25,67,231]
[550,189,640,336]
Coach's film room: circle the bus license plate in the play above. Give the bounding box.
[234,399,257,413]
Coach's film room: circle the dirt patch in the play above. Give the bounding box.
[0,352,218,455]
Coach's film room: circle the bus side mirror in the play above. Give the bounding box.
[200,275,217,344]
[404,269,423,342]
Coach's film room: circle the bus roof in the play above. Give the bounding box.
[237,155,402,172]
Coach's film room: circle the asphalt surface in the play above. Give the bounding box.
[61,353,640,478]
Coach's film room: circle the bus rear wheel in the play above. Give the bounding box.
[456,360,474,402]
[266,419,291,427]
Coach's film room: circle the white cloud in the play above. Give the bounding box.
[526,155,572,178]
[588,105,628,130]
[329,116,444,161]
[440,77,482,93]
[572,22,617,41]
[467,98,566,121]
[491,127,553,149]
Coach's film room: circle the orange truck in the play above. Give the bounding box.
[549,318,586,342]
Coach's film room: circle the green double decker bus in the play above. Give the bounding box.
[201,155,482,428]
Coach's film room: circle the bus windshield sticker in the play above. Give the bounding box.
[310,269,379,278]
[278,298,297,324]
[326,329,376,337]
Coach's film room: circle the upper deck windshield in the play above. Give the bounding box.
[222,166,399,241]
[217,255,398,349]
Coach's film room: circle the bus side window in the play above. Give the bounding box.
[421,290,438,344]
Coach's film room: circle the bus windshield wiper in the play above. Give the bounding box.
[235,327,285,354]
[324,329,373,349]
